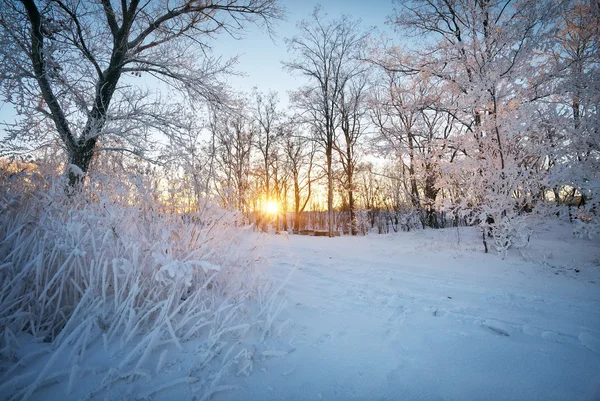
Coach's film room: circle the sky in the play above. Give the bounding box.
[213,0,395,104]
[0,0,396,131]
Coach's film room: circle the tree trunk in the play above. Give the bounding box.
[282,193,288,232]
[327,148,334,237]
[294,180,301,232]
[407,133,420,208]
[348,175,356,235]
[67,138,97,188]
[23,0,129,190]
[294,213,300,232]
[424,165,439,228]
[573,95,580,130]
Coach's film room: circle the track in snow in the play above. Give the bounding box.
[218,226,600,401]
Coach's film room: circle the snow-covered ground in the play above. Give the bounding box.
[4,222,600,401]
[218,223,600,401]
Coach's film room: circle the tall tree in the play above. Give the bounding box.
[384,0,558,251]
[252,89,280,208]
[334,73,369,235]
[282,119,317,233]
[284,6,368,237]
[548,0,600,208]
[370,71,457,228]
[0,0,281,186]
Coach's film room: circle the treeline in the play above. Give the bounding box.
[0,0,598,250]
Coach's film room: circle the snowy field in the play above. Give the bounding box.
[220,224,600,401]
[3,223,600,401]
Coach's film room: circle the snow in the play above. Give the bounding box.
[216,223,600,401]
[4,222,600,401]
[579,333,600,354]
[67,164,84,177]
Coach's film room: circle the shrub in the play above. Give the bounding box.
[0,172,282,400]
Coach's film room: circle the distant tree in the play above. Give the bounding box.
[209,99,254,214]
[282,118,318,232]
[0,0,281,187]
[370,71,458,228]
[251,90,280,208]
[284,6,368,237]
[269,131,290,231]
[334,73,370,235]
[161,112,212,212]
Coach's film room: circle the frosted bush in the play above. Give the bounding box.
[487,213,532,258]
[355,209,371,235]
[457,200,532,258]
[572,207,600,240]
[0,171,282,400]
[398,210,422,232]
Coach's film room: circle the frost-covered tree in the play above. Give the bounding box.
[0,0,281,186]
[547,0,600,210]
[268,130,290,230]
[370,71,459,228]
[160,111,214,212]
[384,0,559,252]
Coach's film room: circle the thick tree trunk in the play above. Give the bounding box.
[23,0,129,190]
[67,138,98,188]
[282,192,288,231]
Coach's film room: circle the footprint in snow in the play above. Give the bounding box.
[482,319,511,336]
[315,333,332,346]
[521,324,542,337]
[388,305,406,323]
[386,364,404,383]
[541,330,565,344]
[423,306,446,317]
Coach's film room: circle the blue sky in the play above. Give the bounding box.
[215,0,394,104]
[0,0,395,127]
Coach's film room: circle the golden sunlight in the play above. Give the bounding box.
[262,200,280,215]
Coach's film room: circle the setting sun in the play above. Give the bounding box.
[262,200,279,215]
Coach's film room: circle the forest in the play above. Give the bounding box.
[0,0,598,400]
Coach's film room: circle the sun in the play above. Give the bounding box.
[262,200,279,215]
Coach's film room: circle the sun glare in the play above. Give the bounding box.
[262,200,279,215]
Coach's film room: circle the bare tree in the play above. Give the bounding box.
[284,6,368,237]
[161,112,213,212]
[209,99,254,214]
[370,74,421,211]
[269,133,290,231]
[251,89,280,208]
[282,118,317,233]
[0,0,281,187]
[334,73,369,235]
